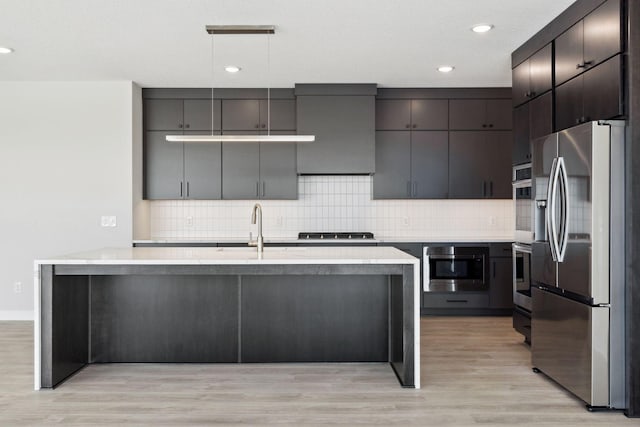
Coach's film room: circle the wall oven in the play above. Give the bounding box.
[512,243,532,311]
[513,163,533,244]
[423,246,488,292]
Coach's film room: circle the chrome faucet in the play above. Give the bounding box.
[249,203,264,255]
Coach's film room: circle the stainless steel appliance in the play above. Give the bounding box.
[513,164,533,244]
[531,121,625,409]
[512,243,531,311]
[422,246,488,292]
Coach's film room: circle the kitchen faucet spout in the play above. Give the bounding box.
[249,203,264,255]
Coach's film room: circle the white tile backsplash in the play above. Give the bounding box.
[149,176,514,240]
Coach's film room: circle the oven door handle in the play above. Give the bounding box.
[512,243,532,253]
[429,255,478,260]
[423,247,430,292]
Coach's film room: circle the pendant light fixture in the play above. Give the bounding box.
[166,25,315,144]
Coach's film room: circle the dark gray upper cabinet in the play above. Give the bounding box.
[222,100,261,130]
[144,131,185,199]
[222,134,261,199]
[144,130,222,200]
[512,44,552,106]
[373,131,448,199]
[411,131,449,198]
[296,84,376,174]
[373,131,412,198]
[376,99,448,130]
[222,131,297,200]
[222,99,296,131]
[449,131,512,199]
[183,131,222,200]
[556,54,622,131]
[259,99,296,131]
[259,138,298,199]
[513,91,553,165]
[449,99,512,130]
[144,99,221,131]
[144,99,183,130]
[555,0,621,86]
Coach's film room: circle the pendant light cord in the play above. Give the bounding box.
[211,34,215,135]
[267,32,271,136]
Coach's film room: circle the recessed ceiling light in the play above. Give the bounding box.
[224,65,241,73]
[472,24,494,33]
[437,66,454,73]
[0,47,14,54]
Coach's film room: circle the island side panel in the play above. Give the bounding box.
[40,268,90,388]
[90,275,238,363]
[241,275,388,362]
[389,264,416,387]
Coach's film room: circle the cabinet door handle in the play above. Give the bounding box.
[412,124,417,129]
[490,181,494,197]
[185,124,190,129]
[488,124,493,128]
[261,124,266,129]
[254,124,260,129]
[186,182,190,197]
[180,182,183,198]
[256,182,260,197]
[483,181,487,197]
[178,123,183,129]
[413,181,417,197]
[262,181,266,197]
[405,124,411,129]
[482,124,487,128]
[446,299,468,303]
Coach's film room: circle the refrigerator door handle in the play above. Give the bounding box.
[546,157,559,262]
[556,157,570,262]
[422,247,430,292]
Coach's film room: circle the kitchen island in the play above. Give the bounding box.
[34,246,419,389]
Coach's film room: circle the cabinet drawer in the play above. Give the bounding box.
[422,293,489,308]
[513,307,531,343]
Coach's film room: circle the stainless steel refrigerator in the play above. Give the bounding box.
[531,121,625,409]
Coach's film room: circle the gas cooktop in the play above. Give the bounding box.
[298,232,375,240]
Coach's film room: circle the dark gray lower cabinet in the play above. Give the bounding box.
[373,131,448,199]
[449,131,512,199]
[489,257,513,309]
[91,275,239,363]
[241,275,388,362]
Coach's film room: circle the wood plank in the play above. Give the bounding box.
[2,317,635,424]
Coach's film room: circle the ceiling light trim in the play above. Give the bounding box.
[166,134,315,143]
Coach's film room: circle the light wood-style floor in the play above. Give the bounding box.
[0,317,635,425]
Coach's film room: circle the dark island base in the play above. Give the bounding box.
[40,264,415,389]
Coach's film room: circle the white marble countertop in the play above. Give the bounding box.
[133,237,514,245]
[35,246,419,266]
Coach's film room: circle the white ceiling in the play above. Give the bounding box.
[0,0,576,88]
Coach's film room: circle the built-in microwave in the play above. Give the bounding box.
[513,164,533,244]
[423,246,488,292]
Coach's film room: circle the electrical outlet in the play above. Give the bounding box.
[489,216,497,226]
[403,217,410,226]
[276,216,283,227]
[101,216,117,227]
[13,282,22,294]
[186,216,194,227]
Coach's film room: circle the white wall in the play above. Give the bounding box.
[0,82,136,319]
